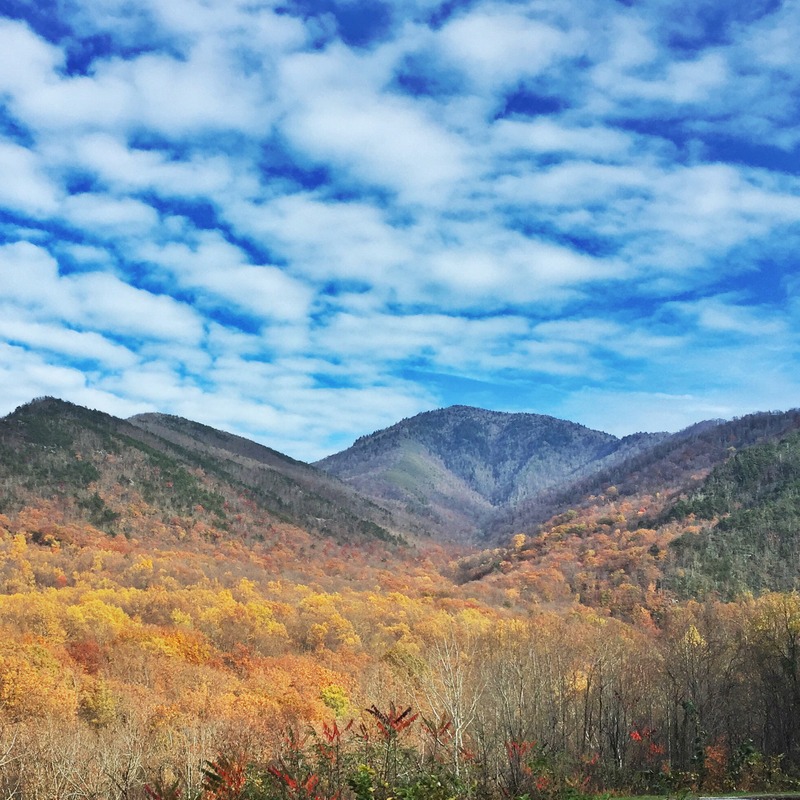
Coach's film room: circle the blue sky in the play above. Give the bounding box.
[0,0,799,460]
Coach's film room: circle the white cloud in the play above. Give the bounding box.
[667,297,790,338]
[740,2,800,71]
[422,229,622,306]
[0,19,61,94]
[98,349,434,461]
[66,0,308,55]
[101,362,203,406]
[0,314,137,369]
[62,193,160,235]
[65,133,239,198]
[137,231,314,322]
[437,7,574,92]
[315,311,530,366]
[233,188,622,311]
[287,90,467,198]
[494,161,650,208]
[7,33,278,139]
[59,243,114,266]
[68,271,205,343]
[0,140,60,216]
[229,193,414,284]
[634,165,800,265]
[121,47,270,136]
[0,241,204,344]
[532,317,686,361]
[154,0,308,52]
[15,68,137,133]
[0,242,66,308]
[596,50,728,106]
[492,118,633,159]
[278,45,468,201]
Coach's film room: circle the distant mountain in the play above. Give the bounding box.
[442,408,800,608]
[491,409,800,537]
[0,397,401,545]
[315,405,666,541]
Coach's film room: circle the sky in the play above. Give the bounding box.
[0,0,799,461]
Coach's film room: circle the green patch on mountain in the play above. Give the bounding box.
[666,429,800,598]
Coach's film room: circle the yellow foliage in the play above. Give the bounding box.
[79,676,117,727]
[141,629,212,664]
[320,683,350,716]
[0,642,79,720]
[65,596,134,642]
[298,592,361,651]
[171,608,193,627]
[454,608,494,635]
[570,669,589,694]
[10,533,27,557]
[0,590,68,643]
[683,623,706,649]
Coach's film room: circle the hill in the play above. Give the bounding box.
[491,409,800,536]
[0,397,402,546]
[665,421,800,597]
[315,405,667,541]
[449,408,800,613]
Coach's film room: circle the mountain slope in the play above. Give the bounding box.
[0,397,401,545]
[491,410,800,537]
[315,405,665,540]
[127,412,402,542]
[447,408,800,613]
[664,423,800,597]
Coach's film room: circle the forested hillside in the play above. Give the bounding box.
[666,426,800,597]
[316,406,666,541]
[491,409,800,536]
[3,397,800,800]
[0,397,401,545]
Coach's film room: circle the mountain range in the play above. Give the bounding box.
[6,398,800,556]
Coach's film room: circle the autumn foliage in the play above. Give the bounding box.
[3,401,800,798]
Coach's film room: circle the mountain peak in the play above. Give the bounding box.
[316,405,639,541]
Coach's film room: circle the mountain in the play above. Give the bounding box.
[445,408,800,610]
[664,421,800,598]
[0,397,402,546]
[315,405,667,541]
[490,409,800,537]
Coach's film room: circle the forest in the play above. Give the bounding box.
[2,399,800,799]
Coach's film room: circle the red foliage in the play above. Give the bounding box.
[66,638,103,675]
[366,703,418,740]
[202,754,247,800]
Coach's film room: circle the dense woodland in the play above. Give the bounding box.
[2,398,800,799]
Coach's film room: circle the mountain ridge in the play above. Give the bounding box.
[315,404,669,540]
[5,397,800,553]
[0,396,402,546]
